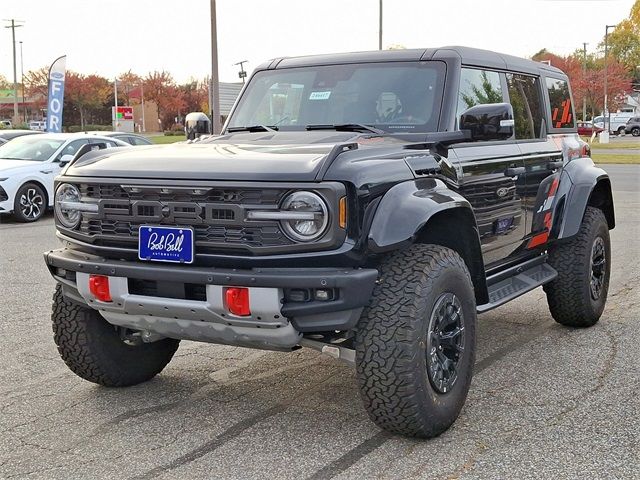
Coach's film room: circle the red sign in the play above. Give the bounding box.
[115,106,133,120]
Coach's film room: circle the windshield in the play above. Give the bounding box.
[0,136,65,162]
[228,61,446,133]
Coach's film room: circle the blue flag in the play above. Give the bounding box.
[46,55,66,133]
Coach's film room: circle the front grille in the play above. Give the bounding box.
[0,186,8,202]
[75,183,296,254]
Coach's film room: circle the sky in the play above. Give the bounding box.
[0,0,636,85]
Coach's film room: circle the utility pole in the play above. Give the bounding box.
[210,0,221,134]
[604,24,617,135]
[582,42,587,122]
[20,40,26,123]
[378,0,383,50]
[3,19,24,123]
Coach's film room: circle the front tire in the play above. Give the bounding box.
[631,127,640,137]
[354,245,476,438]
[52,285,180,387]
[616,126,625,135]
[13,182,46,222]
[544,207,611,327]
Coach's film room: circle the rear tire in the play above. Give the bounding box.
[52,285,180,386]
[354,244,476,438]
[616,126,625,135]
[544,207,610,327]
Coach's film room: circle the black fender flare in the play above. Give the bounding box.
[367,178,488,304]
[367,178,474,251]
[553,157,615,240]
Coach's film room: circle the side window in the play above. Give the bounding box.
[546,77,574,129]
[506,73,544,139]
[56,139,89,161]
[457,68,503,120]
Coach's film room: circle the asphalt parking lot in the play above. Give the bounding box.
[0,165,638,479]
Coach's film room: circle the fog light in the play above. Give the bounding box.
[315,289,331,301]
[89,275,112,302]
[224,287,250,316]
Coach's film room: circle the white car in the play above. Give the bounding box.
[0,133,129,222]
[28,120,46,131]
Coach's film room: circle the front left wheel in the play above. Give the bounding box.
[354,244,476,438]
[52,285,180,387]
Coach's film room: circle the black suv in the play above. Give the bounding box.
[624,116,640,136]
[45,46,614,438]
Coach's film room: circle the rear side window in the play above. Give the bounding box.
[546,78,574,129]
[457,68,503,119]
[506,73,544,139]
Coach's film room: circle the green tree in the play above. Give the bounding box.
[606,0,640,81]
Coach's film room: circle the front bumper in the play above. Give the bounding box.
[44,247,378,351]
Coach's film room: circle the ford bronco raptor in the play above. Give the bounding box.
[45,46,614,438]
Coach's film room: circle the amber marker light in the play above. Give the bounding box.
[339,197,347,229]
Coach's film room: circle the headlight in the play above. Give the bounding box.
[55,183,82,229]
[280,191,328,242]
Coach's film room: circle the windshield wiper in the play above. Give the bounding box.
[227,125,278,133]
[305,123,385,134]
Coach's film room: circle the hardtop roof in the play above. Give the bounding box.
[265,45,566,78]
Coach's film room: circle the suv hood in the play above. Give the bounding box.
[64,131,406,181]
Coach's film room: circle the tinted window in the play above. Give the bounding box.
[546,78,574,129]
[56,139,89,161]
[457,68,503,119]
[506,73,544,139]
[229,62,446,133]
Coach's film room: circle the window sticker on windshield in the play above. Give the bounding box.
[309,91,331,100]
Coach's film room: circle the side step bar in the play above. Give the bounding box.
[477,258,558,313]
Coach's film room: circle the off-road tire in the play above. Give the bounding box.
[13,182,46,222]
[544,207,610,327]
[631,127,640,137]
[354,244,476,438]
[52,285,180,386]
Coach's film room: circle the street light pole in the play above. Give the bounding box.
[378,0,383,50]
[113,78,118,132]
[210,0,221,134]
[234,60,248,84]
[19,40,26,123]
[582,42,587,122]
[604,24,617,134]
[3,19,24,124]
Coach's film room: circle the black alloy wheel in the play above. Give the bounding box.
[426,293,465,394]
[590,236,607,301]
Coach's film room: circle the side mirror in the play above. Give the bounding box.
[58,154,75,165]
[460,103,514,142]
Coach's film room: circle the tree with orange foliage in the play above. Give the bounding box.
[142,71,186,129]
[65,72,111,129]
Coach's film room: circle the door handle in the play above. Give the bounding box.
[505,166,525,177]
[547,161,563,170]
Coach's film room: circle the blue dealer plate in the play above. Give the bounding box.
[138,226,194,264]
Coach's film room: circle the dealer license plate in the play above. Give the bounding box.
[138,226,194,264]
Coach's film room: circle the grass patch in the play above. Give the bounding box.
[592,153,640,164]
[150,135,186,144]
[581,138,640,150]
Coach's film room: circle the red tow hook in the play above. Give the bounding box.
[224,287,250,316]
[89,275,112,302]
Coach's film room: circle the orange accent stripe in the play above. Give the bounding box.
[527,231,549,249]
[543,212,552,230]
[548,177,559,197]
